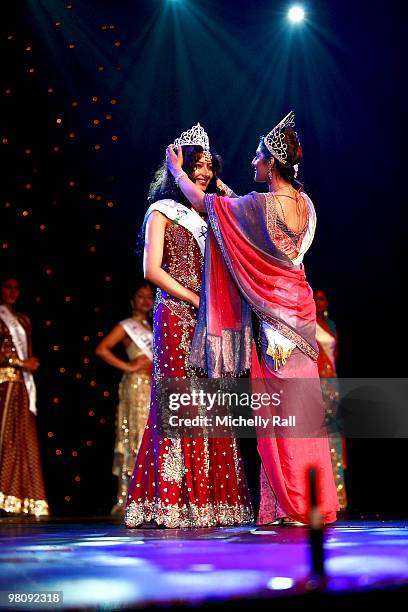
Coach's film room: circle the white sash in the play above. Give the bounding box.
[0,305,37,415]
[316,322,336,368]
[144,199,207,256]
[120,318,153,361]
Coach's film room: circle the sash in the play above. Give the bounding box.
[144,199,207,255]
[0,305,37,415]
[120,318,153,361]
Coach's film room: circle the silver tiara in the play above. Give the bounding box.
[263,111,296,165]
[173,123,211,161]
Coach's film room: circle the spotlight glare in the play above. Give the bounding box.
[288,5,305,23]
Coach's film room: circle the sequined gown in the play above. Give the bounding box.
[0,315,48,516]
[316,320,347,509]
[112,340,152,514]
[125,220,253,528]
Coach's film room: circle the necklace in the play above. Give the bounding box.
[272,191,305,234]
[274,194,287,226]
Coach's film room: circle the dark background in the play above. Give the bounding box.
[1,0,405,517]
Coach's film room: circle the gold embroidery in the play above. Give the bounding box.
[0,491,49,516]
[253,305,318,361]
[155,289,197,329]
[161,439,185,484]
[264,192,277,239]
[231,438,242,482]
[0,367,21,384]
[125,498,253,528]
[266,343,294,370]
[113,371,151,512]
[163,223,202,293]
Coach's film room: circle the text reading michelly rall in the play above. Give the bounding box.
[168,414,296,429]
[167,390,296,429]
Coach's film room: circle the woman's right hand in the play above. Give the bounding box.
[126,356,152,373]
[190,293,200,309]
[166,144,183,177]
[23,357,40,372]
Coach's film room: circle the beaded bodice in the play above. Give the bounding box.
[161,222,203,292]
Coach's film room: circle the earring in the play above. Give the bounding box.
[267,161,273,183]
[323,310,329,319]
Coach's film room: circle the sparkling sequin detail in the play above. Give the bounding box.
[112,366,151,514]
[125,220,253,528]
[126,498,253,529]
[0,367,20,384]
[0,492,49,516]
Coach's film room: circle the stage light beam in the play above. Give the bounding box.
[288,5,305,23]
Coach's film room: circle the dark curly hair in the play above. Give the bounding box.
[259,127,303,191]
[147,144,224,207]
[134,145,226,256]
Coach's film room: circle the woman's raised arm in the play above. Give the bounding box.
[165,144,206,212]
[143,211,200,308]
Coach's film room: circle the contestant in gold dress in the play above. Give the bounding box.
[96,282,154,513]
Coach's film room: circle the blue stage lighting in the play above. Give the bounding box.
[288,5,305,23]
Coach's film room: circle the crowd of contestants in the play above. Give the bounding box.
[0,117,347,522]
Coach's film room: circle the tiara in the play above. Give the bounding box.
[173,123,212,162]
[263,111,296,165]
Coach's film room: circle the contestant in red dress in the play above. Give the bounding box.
[125,124,253,528]
[0,277,48,517]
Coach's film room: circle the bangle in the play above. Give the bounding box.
[217,179,234,197]
[8,357,24,368]
[174,171,187,186]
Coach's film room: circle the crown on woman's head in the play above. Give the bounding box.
[174,123,212,162]
[263,111,296,165]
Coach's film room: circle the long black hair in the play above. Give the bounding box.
[148,144,224,207]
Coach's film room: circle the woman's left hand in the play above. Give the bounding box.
[166,144,183,177]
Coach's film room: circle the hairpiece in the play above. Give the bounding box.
[263,111,296,165]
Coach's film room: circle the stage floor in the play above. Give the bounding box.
[1,518,408,610]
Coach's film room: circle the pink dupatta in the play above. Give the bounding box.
[190,192,339,525]
[190,192,318,376]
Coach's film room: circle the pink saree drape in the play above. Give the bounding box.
[190,192,339,524]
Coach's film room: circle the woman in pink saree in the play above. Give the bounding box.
[166,112,339,525]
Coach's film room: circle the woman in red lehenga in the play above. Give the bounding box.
[125,124,253,528]
[166,112,339,526]
[0,277,48,517]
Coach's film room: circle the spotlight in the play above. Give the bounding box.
[288,5,305,23]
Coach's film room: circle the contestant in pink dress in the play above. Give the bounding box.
[166,112,339,526]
